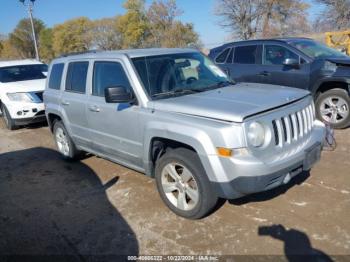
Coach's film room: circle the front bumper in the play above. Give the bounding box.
[208,121,326,199]
[6,102,46,125]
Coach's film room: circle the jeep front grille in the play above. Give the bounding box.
[272,103,315,147]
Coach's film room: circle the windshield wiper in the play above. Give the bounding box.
[202,80,235,92]
[152,88,201,98]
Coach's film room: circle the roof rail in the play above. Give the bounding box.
[59,49,101,58]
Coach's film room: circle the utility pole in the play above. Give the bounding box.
[19,0,40,61]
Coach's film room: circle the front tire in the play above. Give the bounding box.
[1,104,17,130]
[155,148,218,219]
[315,89,350,129]
[53,121,81,160]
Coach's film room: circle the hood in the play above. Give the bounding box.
[0,79,46,93]
[151,83,310,123]
[326,57,350,66]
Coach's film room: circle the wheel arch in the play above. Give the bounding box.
[143,123,217,180]
[313,78,350,98]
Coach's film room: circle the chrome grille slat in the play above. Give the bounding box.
[302,109,308,134]
[271,103,315,148]
[297,112,304,137]
[283,116,292,144]
[306,106,312,130]
[275,119,283,147]
[291,114,298,141]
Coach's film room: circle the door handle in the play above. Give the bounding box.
[257,71,271,77]
[61,101,70,106]
[88,105,100,112]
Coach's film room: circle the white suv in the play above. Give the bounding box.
[0,59,48,130]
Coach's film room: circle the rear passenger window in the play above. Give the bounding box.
[48,63,64,90]
[234,45,259,64]
[215,48,230,63]
[65,62,89,93]
[93,61,131,97]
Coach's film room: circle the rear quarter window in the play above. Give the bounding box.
[215,48,231,63]
[48,63,64,90]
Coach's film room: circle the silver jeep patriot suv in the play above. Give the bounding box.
[44,48,326,219]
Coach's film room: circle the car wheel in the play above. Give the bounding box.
[155,148,218,219]
[1,104,17,130]
[316,89,350,129]
[53,121,80,160]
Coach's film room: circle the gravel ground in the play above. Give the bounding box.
[0,121,349,260]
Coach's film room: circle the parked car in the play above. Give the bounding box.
[209,38,350,129]
[44,49,325,219]
[0,59,48,130]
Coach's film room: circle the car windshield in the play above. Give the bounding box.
[0,64,48,83]
[132,52,232,99]
[289,40,348,59]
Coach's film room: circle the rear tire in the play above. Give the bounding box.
[315,89,350,129]
[53,121,81,160]
[155,148,218,219]
[1,104,17,130]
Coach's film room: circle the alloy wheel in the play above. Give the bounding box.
[161,162,199,211]
[55,127,70,156]
[320,96,349,124]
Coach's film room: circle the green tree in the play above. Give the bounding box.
[0,39,22,59]
[162,21,200,48]
[116,0,149,48]
[9,18,45,58]
[52,17,93,56]
[39,28,54,62]
[146,0,200,48]
[147,0,182,46]
[91,17,123,50]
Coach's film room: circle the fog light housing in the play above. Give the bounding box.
[17,111,23,116]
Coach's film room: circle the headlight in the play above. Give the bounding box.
[247,122,265,147]
[323,61,337,72]
[7,93,33,103]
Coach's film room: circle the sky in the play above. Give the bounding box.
[0,0,324,48]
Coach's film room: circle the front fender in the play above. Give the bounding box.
[143,121,220,181]
[312,77,350,96]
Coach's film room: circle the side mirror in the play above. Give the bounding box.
[283,58,300,68]
[105,86,134,103]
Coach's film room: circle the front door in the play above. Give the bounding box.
[86,60,143,169]
[261,44,310,89]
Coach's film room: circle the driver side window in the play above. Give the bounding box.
[264,45,299,65]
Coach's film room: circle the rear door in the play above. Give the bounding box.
[230,44,267,83]
[260,44,310,88]
[86,59,143,168]
[60,61,91,148]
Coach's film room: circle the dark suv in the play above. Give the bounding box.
[209,38,350,129]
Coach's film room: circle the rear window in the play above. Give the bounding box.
[48,63,64,90]
[234,45,259,64]
[0,64,47,83]
[65,62,89,93]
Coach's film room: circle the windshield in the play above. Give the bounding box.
[132,52,232,99]
[0,64,48,83]
[289,40,348,59]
